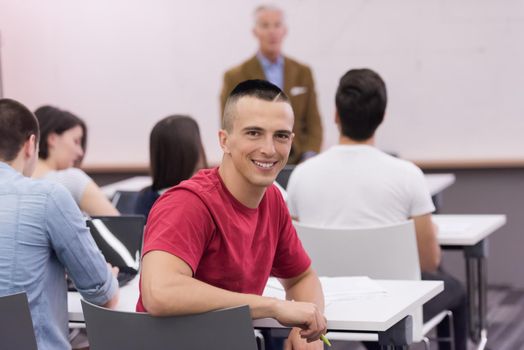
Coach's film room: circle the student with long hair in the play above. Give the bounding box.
[32,105,119,216]
[136,115,207,219]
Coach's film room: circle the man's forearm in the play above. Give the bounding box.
[143,272,278,318]
[282,268,325,312]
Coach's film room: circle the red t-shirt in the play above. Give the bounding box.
[136,167,311,312]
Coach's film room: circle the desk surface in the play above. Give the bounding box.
[434,214,506,246]
[424,173,455,196]
[101,176,151,198]
[68,278,443,333]
[101,173,455,198]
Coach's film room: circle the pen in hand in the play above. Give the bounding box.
[320,334,331,347]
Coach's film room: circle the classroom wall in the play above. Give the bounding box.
[436,168,524,288]
[1,0,523,167]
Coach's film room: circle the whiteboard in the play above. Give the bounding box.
[1,0,523,167]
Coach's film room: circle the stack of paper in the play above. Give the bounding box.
[263,276,387,303]
[320,276,386,303]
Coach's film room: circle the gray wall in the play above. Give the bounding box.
[433,168,524,288]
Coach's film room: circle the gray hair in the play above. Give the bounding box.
[253,4,286,26]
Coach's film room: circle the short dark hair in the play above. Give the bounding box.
[222,79,290,131]
[335,68,387,141]
[150,115,208,191]
[0,98,39,162]
[34,105,84,159]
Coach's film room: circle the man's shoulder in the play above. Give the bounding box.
[378,151,424,175]
[10,174,66,197]
[160,168,221,203]
[293,148,336,173]
[224,55,259,78]
[3,175,78,221]
[283,55,311,71]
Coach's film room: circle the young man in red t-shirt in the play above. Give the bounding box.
[137,80,326,349]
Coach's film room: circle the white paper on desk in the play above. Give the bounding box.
[320,276,386,303]
[263,276,386,302]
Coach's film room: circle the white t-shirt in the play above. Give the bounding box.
[287,145,435,227]
[42,168,91,206]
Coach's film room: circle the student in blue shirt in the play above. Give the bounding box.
[0,98,119,350]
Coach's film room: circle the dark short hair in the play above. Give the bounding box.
[150,115,208,191]
[222,79,290,131]
[0,98,39,162]
[34,105,84,159]
[335,68,387,141]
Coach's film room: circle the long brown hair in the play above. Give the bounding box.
[150,115,207,191]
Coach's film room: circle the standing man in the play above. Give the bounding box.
[287,69,467,350]
[138,80,326,349]
[0,98,119,350]
[220,5,323,164]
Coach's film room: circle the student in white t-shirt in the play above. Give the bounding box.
[287,68,467,350]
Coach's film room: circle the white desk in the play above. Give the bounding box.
[434,214,507,349]
[435,214,506,246]
[101,176,152,198]
[69,278,443,348]
[257,279,442,334]
[425,173,455,197]
[102,173,455,199]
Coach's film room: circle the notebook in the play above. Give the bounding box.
[68,215,145,291]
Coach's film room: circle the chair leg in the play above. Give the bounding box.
[446,310,456,350]
[254,330,265,350]
[431,311,456,350]
[422,336,431,350]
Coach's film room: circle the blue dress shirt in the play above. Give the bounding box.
[257,52,285,90]
[0,162,118,350]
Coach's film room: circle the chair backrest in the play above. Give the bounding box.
[81,300,258,350]
[294,220,421,280]
[0,292,38,350]
[111,190,140,214]
[294,220,424,340]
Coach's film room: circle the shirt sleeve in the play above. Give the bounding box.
[45,184,117,305]
[45,168,91,205]
[270,187,311,278]
[142,189,215,274]
[407,165,436,217]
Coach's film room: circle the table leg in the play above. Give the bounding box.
[378,315,412,349]
[432,193,443,214]
[464,239,488,348]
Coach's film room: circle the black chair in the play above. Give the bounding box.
[0,292,38,350]
[81,300,258,350]
[275,164,295,189]
[111,190,140,214]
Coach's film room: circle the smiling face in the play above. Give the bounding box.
[47,125,84,170]
[253,8,287,61]
[220,96,294,194]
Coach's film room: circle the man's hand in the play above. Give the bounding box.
[102,263,119,309]
[273,299,327,343]
[108,263,119,278]
[284,328,324,350]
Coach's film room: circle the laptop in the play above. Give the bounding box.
[67,215,145,291]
